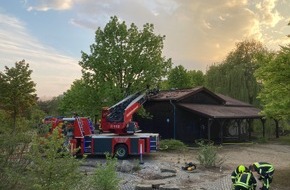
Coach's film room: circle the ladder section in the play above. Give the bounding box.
[149,135,158,151]
[84,136,92,153]
[76,117,84,137]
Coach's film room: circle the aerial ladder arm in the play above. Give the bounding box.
[101,89,158,135]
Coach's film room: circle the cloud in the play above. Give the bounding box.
[158,1,262,69]
[255,0,283,27]
[0,13,81,98]
[26,0,74,11]
[22,0,290,72]
[63,0,267,71]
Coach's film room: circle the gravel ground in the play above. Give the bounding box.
[83,143,290,190]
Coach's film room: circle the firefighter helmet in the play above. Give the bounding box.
[238,165,246,173]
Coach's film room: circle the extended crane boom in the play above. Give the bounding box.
[101,89,158,135]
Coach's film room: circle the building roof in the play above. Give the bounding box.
[216,93,252,107]
[148,87,199,101]
[148,86,263,119]
[178,103,262,119]
[149,86,225,103]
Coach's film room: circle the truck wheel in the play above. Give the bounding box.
[115,144,128,159]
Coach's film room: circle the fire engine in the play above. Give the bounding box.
[43,89,159,159]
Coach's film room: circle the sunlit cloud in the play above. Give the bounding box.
[26,0,74,11]
[255,0,283,27]
[68,0,258,70]
[23,0,290,72]
[226,0,248,7]
[219,16,226,21]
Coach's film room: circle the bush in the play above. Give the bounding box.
[0,132,32,189]
[159,139,187,151]
[0,114,34,190]
[257,136,268,143]
[196,140,223,167]
[90,154,120,190]
[26,130,83,190]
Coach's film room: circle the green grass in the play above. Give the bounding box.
[269,135,290,145]
[159,139,187,151]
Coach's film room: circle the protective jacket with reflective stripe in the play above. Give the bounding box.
[235,172,257,189]
[231,166,248,183]
[253,162,274,176]
[231,167,240,183]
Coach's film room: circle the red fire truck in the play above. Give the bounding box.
[45,90,159,159]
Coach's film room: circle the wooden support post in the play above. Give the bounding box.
[247,119,253,141]
[220,121,224,144]
[208,124,211,141]
[207,118,213,142]
[217,119,225,144]
[237,119,242,141]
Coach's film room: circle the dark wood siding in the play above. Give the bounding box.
[181,91,222,104]
[136,101,206,142]
[136,101,174,139]
[175,108,201,142]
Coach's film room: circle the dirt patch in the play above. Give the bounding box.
[84,143,290,190]
[133,143,290,189]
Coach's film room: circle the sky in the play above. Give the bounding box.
[0,0,290,99]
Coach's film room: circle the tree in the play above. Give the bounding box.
[0,60,36,131]
[37,96,62,116]
[205,39,268,105]
[188,70,205,87]
[79,16,172,109]
[27,130,84,190]
[0,61,38,189]
[58,79,100,118]
[167,65,191,89]
[0,120,32,189]
[255,44,290,119]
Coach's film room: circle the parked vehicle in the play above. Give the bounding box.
[44,89,159,159]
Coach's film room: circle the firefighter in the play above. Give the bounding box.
[231,165,248,184]
[234,171,257,190]
[249,162,274,190]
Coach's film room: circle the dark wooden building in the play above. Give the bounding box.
[135,87,264,143]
